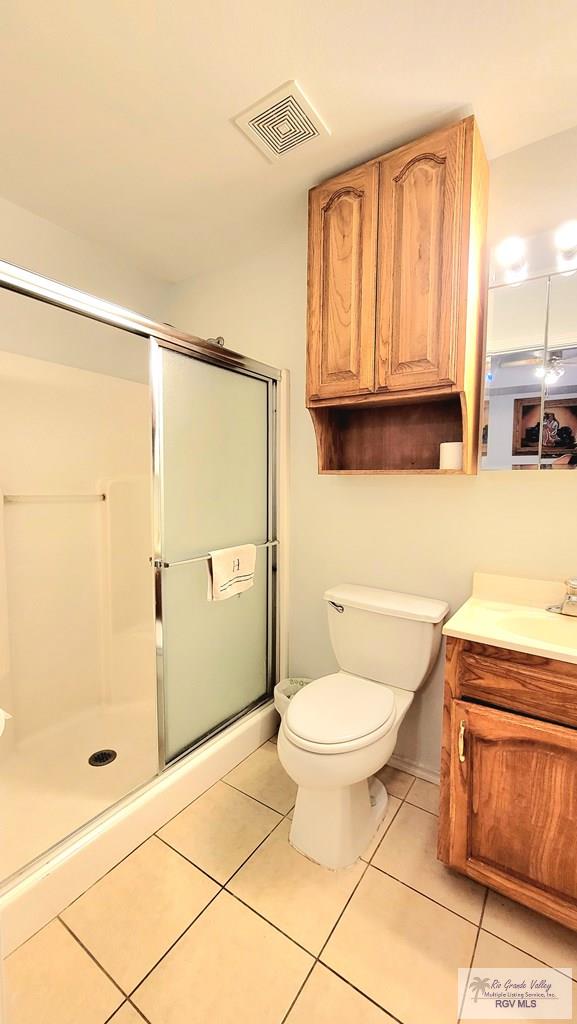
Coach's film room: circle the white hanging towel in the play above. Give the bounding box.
[207,543,257,602]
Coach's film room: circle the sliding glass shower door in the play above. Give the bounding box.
[152,341,278,764]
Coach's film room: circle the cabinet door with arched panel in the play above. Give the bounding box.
[376,121,466,393]
[307,163,378,401]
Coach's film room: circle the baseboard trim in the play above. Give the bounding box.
[1,702,278,955]
[389,752,440,786]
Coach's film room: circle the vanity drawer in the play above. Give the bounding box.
[452,638,577,730]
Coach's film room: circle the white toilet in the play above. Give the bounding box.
[276,584,448,869]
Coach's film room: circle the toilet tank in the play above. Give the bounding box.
[324,584,449,691]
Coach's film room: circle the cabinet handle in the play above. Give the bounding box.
[458,719,466,763]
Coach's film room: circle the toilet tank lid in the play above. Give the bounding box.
[324,584,449,623]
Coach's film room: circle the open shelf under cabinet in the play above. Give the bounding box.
[309,394,471,474]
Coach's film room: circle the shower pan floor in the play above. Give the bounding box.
[0,700,158,884]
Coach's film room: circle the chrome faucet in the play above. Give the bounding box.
[548,579,577,617]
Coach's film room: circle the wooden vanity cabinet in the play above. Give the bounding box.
[439,637,577,931]
[307,116,488,474]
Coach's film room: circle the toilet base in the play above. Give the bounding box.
[288,775,388,870]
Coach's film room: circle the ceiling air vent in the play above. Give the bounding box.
[235,81,329,162]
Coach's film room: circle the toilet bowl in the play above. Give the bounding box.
[278,673,413,868]
[276,584,448,869]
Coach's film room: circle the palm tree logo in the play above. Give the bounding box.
[469,976,491,1002]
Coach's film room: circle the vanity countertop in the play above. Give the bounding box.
[443,572,577,665]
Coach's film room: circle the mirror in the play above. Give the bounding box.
[481,271,577,470]
[482,278,547,470]
[540,272,577,470]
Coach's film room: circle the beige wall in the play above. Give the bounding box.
[166,127,577,779]
[0,194,168,317]
[0,194,170,384]
[488,124,577,245]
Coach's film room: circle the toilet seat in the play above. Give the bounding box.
[284,672,396,754]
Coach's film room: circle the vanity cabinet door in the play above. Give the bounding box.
[307,163,379,402]
[448,700,577,929]
[376,121,465,393]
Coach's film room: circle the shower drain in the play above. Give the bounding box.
[88,749,117,767]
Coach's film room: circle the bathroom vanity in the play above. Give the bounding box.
[438,573,577,931]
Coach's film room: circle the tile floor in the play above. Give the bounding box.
[5,741,577,1024]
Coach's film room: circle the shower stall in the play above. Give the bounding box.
[0,260,280,901]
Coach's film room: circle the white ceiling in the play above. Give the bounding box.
[1,0,577,281]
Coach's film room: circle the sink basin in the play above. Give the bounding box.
[499,611,577,647]
[443,575,577,664]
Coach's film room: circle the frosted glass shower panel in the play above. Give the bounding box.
[162,547,268,760]
[161,351,269,561]
[157,345,275,763]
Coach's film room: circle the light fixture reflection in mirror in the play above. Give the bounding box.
[495,236,528,284]
[555,220,577,273]
[535,354,565,385]
[482,348,543,470]
[539,346,577,471]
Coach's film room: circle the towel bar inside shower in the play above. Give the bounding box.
[3,493,106,503]
[153,539,278,569]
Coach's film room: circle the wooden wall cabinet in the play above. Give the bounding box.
[438,637,577,931]
[377,124,464,394]
[307,116,489,474]
[307,163,378,401]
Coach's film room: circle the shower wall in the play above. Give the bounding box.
[0,290,158,880]
[0,349,155,746]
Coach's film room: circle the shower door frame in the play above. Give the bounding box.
[0,258,282,778]
[150,336,280,770]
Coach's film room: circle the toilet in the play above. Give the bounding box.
[276,584,448,869]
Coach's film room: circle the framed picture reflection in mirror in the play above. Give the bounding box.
[513,397,577,457]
